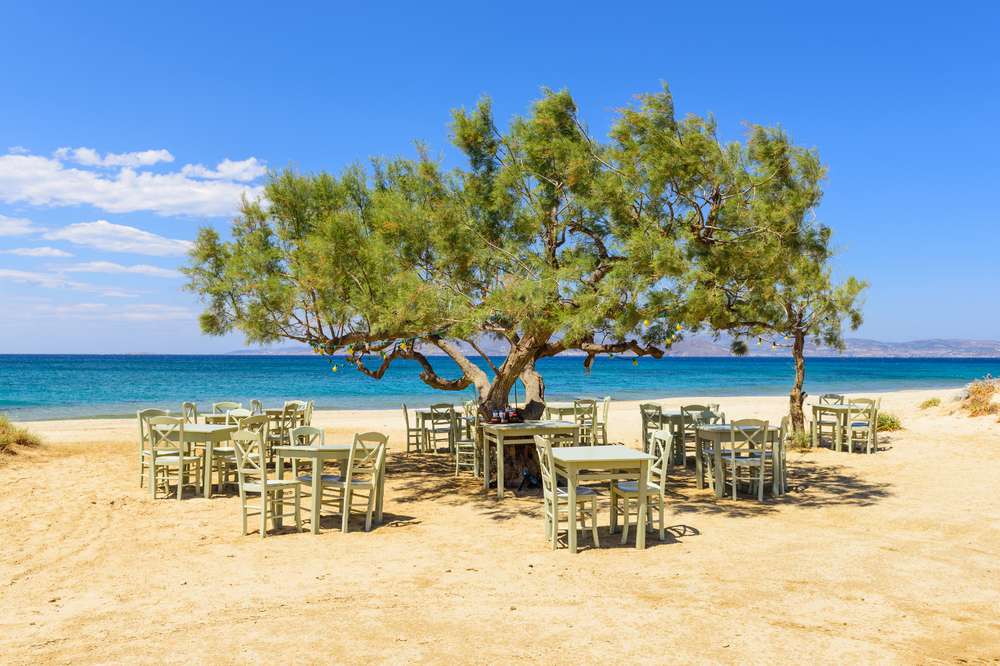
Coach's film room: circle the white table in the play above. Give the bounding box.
[695,424,781,498]
[551,445,654,553]
[543,402,577,420]
[273,444,384,534]
[154,423,237,498]
[481,420,579,500]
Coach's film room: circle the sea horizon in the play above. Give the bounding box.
[3,354,997,421]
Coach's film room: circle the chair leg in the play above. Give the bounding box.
[260,494,266,539]
[609,489,618,533]
[590,499,600,547]
[758,466,765,502]
[658,500,665,541]
[364,491,375,532]
[294,486,301,532]
[341,487,352,533]
[620,498,630,545]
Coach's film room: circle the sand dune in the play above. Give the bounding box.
[2,388,998,663]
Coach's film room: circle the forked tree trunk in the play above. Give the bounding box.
[789,330,806,434]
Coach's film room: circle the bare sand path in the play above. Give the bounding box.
[1,388,998,664]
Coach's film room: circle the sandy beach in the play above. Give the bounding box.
[2,387,998,664]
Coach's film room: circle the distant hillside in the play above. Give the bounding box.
[231,336,1000,358]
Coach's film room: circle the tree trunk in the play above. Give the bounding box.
[789,330,806,434]
[519,359,546,419]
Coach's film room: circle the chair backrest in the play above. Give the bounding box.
[289,426,324,446]
[640,403,662,428]
[533,435,556,503]
[729,419,769,458]
[573,399,597,426]
[284,399,307,409]
[213,401,242,413]
[226,408,252,424]
[303,400,314,426]
[250,399,263,415]
[819,393,845,405]
[231,428,266,490]
[402,403,412,429]
[147,415,186,454]
[181,402,198,423]
[463,399,478,417]
[599,396,611,424]
[429,403,454,427]
[239,413,268,431]
[138,408,169,450]
[848,398,878,423]
[649,435,670,494]
[279,403,302,432]
[345,432,387,483]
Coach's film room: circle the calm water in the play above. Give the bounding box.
[1,354,998,421]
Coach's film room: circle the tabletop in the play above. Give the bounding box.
[482,419,577,431]
[552,445,653,464]
[155,423,236,435]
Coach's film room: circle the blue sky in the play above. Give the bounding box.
[1,1,997,353]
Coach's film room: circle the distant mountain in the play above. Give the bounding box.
[230,336,1000,358]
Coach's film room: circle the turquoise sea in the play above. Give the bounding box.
[1,354,998,421]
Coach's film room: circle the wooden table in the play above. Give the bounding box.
[551,445,654,554]
[695,424,781,498]
[481,420,579,500]
[273,444,384,534]
[811,404,866,451]
[154,423,237,498]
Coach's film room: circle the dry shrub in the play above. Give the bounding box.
[877,412,902,431]
[0,415,42,455]
[919,397,941,409]
[963,377,1000,417]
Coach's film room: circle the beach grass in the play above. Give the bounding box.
[963,377,1000,416]
[919,397,941,409]
[0,415,42,455]
[877,411,902,431]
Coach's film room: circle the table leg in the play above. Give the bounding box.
[771,432,780,497]
[714,434,724,498]
[567,466,578,554]
[495,433,504,501]
[482,432,491,492]
[695,435,704,489]
[636,460,648,550]
[836,414,844,453]
[275,451,284,529]
[203,440,213,498]
[811,407,818,448]
[311,460,322,534]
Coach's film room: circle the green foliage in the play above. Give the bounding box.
[919,397,941,409]
[877,412,902,432]
[185,85,856,403]
[788,429,811,450]
[0,415,41,455]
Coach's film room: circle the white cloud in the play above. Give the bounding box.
[43,220,192,257]
[0,268,137,298]
[27,302,193,321]
[0,214,42,236]
[54,147,175,168]
[181,157,267,182]
[8,146,30,155]
[0,149,264,217]
[64,260,180,278]
[3,246,73,257]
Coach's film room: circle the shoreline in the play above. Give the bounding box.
[16,386,964,444]
[4,382,973,424]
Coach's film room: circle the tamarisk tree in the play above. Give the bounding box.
[684,128,866,433]
[185,86,830,417]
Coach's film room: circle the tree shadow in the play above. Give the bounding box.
[386,452,542,522]
[668,457,892,518]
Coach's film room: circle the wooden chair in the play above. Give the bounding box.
[212,401,242,413]
[845,398,879,454]
[777,416,791,494]
[454,411,479,476]
[181,402,198,424]
[267,403,301,454]
[231,428,301,538]
[610,435,669,543]
[682,404,724,464]
[573,398,598,445]
[461,399,478,439]
[402,404,423,453]
[301,433,387,533]
[225,408,251,424]
[137,408,169,487]
[145,416,201,500]
[424,403,455,453]
[639,403,662,454]
[533,435,600,549]
[726,419,771,501]
[593,396,611,445]
[250,399,263,415]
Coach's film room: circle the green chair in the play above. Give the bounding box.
[534,435,600,549]
[639,403,662,454]
[137,408,169,487]
[725,419,771,501]
[145,416,201,500]
[573,398,598,445]
[231,427,301,538]
[402,404,423,453]
[610,433,669,543]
